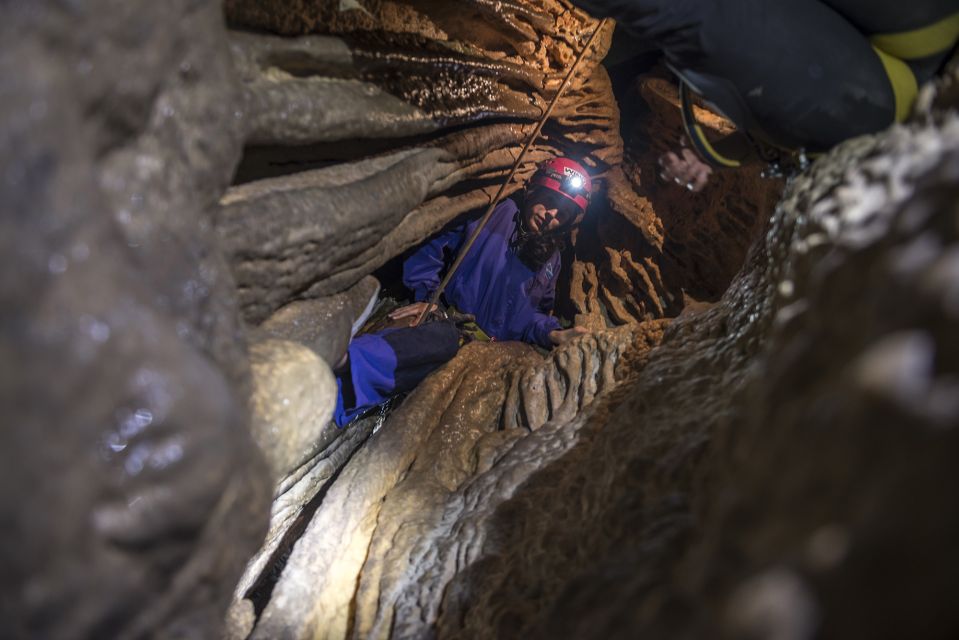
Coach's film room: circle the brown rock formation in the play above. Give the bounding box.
[252,322,666,639]
[217,1,621,323]
[567,77,784,327]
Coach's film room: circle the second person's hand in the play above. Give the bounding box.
[658,147,713,192]
[388,302,438,323]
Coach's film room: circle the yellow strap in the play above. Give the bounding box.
[871,12,959,60]
[872,47,919,122]
[692,124,741,168]
[460,321,492,343]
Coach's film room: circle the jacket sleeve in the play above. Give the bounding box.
[526,312,562,349]
[523,257,562,348]
[402,224,466,302]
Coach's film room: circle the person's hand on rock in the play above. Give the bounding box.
[549,326,590,346]
[388,302,438,325]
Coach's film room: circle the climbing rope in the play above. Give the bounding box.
[413,17,611,327]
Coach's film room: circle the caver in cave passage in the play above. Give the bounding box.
[331,158,594,427]
[574,0,959,189]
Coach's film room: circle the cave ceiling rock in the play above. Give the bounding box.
[1,1,270,638]
[226,0,614,147]
[224,0,602,78]
[230,30,544,146]
[250,319,666,639]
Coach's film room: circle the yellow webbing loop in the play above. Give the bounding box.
[872,46,919,122]
[679,81,742,168]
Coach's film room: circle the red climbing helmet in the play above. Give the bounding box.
[528,157,592,214]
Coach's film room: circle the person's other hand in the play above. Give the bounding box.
[658,147,713,192]
[549,326,590,346]
[388,302,438,323]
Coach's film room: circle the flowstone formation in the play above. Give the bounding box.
[3,0,957,639]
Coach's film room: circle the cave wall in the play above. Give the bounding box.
[432,110,959,640]
[0,2,269,638]
[239,78,959,640]
[218,0,623,323]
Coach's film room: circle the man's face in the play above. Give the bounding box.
[523,189,583,234]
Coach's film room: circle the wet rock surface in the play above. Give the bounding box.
[1,2,270,638]
[248,339,338,483]
[430,112,959,640]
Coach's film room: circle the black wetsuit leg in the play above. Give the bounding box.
[572,0,900,150]
[821,0,958,36]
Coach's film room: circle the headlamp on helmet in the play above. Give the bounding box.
[529,157,592,215]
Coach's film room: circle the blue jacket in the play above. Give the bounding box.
[333,199,563,427]
[403,198,562,349]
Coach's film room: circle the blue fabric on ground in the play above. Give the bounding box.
[333,321,461,427]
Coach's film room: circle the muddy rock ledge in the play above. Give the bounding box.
[2,1,959,639]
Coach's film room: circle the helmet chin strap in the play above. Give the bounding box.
[513,208,535,245]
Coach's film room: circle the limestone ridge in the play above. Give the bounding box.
[250,324,666,640]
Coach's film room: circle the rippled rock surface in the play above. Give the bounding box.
[252,323,667,639]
